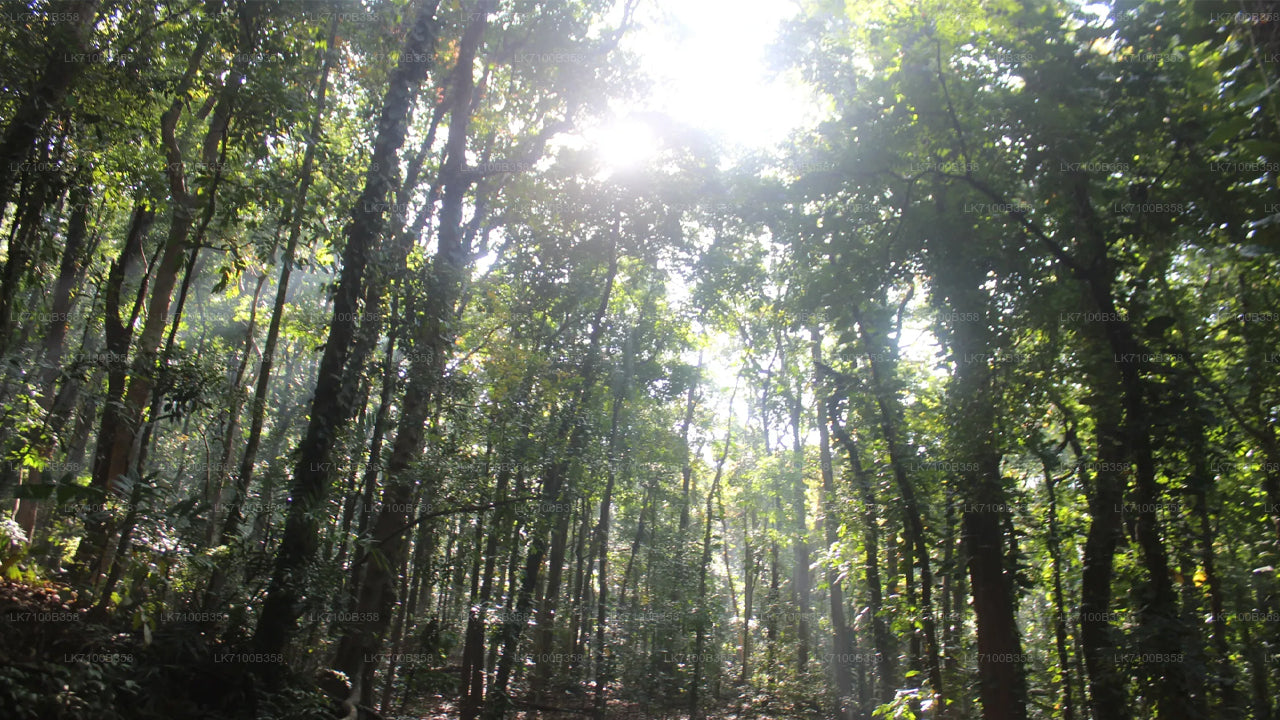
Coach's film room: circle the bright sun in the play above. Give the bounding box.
[590,117,660,175]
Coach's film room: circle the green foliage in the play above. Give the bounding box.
[4,0,1280,717]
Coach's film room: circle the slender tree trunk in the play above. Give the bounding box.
[827,394,894,705]
[0,139,64,353]
[813,328,855,719]
[84,1,249,591]
[1079,402,1131,720]
[206,273,265,547]
[940,481,957,678]
[1070,175,1186,719]
[690,395,735,720]
[785,370,812,672]
[45,271,105,456]
[1040,455,1077,720]
[74,202,153,580]
[37,176,95,398]
[591,322,644,710]
[333,5,496,700]
[100,0,248,497]
[489,247,618,719]
[678,360,699,533]
[0,0,100,220]
[253,0,443,658]
[1245,574,1274,720]
[591,367,629,718]
[15,178,96,536]
[617,471,653,611]
[459,460,512,720]
[1189,432,1236,717]
[460,378,538,717]
[570,498,593,663]
[929,208,1028,720]
[852,302,944,703]
[741,507,756,685]
[376,536,415,712]
[221,14,337,545]
[531,247,620,700]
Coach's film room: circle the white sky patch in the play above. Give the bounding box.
[617,0,817,152]
[582,0,839,451]
[568,0,818,176]
[898,317,946,377]
[686,329,752,465]
[581,115,663,179]
[595,117,659,169]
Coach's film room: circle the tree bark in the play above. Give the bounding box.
[73,202,153,581]
[784,363,812,672]
[690,394,735,720]
[928,202,1028,720]
[221,13,338,546]
[0,0,101,220]
[592,335,632,718]
[1079,400,1131,720]
[330,2,483,696]
[827,390,894,706]
[1039,454,1076,720]
[852,301,945,704]
[253,0,442,658]
[813,327,855,719]
[488,245,618,718]
[99,0,247,498]
[530,246,619,700]
[14,176,96,537]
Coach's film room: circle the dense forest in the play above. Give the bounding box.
[2,0,1280,718]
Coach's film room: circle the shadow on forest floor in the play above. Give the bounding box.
[3,579,829,720]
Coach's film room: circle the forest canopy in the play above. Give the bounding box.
[1,0,1279,719]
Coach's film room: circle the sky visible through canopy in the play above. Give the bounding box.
[589,0,819,430]
[624,0,816,151]
[596,0,943,415]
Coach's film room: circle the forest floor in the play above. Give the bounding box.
[1,579,812,720]
[404,698,668,720]
[403,697,792,720]
[400,687,829,720]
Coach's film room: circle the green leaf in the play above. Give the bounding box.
[1204,115,1250,145]
[11,484,56,500]
[1235,81,1275,110]
[1239,139,1280,161]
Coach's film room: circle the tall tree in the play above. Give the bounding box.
[253,0,443,658]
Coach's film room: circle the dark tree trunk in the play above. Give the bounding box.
[853,301,945,705]
[928,202,1028,720]
[221,14,337,545]
[784,368,812,672]
[828,393,895,705]
[592,338,632,718]
[1068,174,1186,719]
[14,176,96,536]
[0,0,101,219]
[488,247,618,719]
[1040,455,1077,720]
[0,138,64,353]
[99,0,246,498]
[529,247,620,701]
[74,202,153,581]
[690,403,734,720]
[813,328,855,719]
[1079,403,1131,720]
[740,505,756,685]
[253,0,443,658]
[330,1,486,693]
